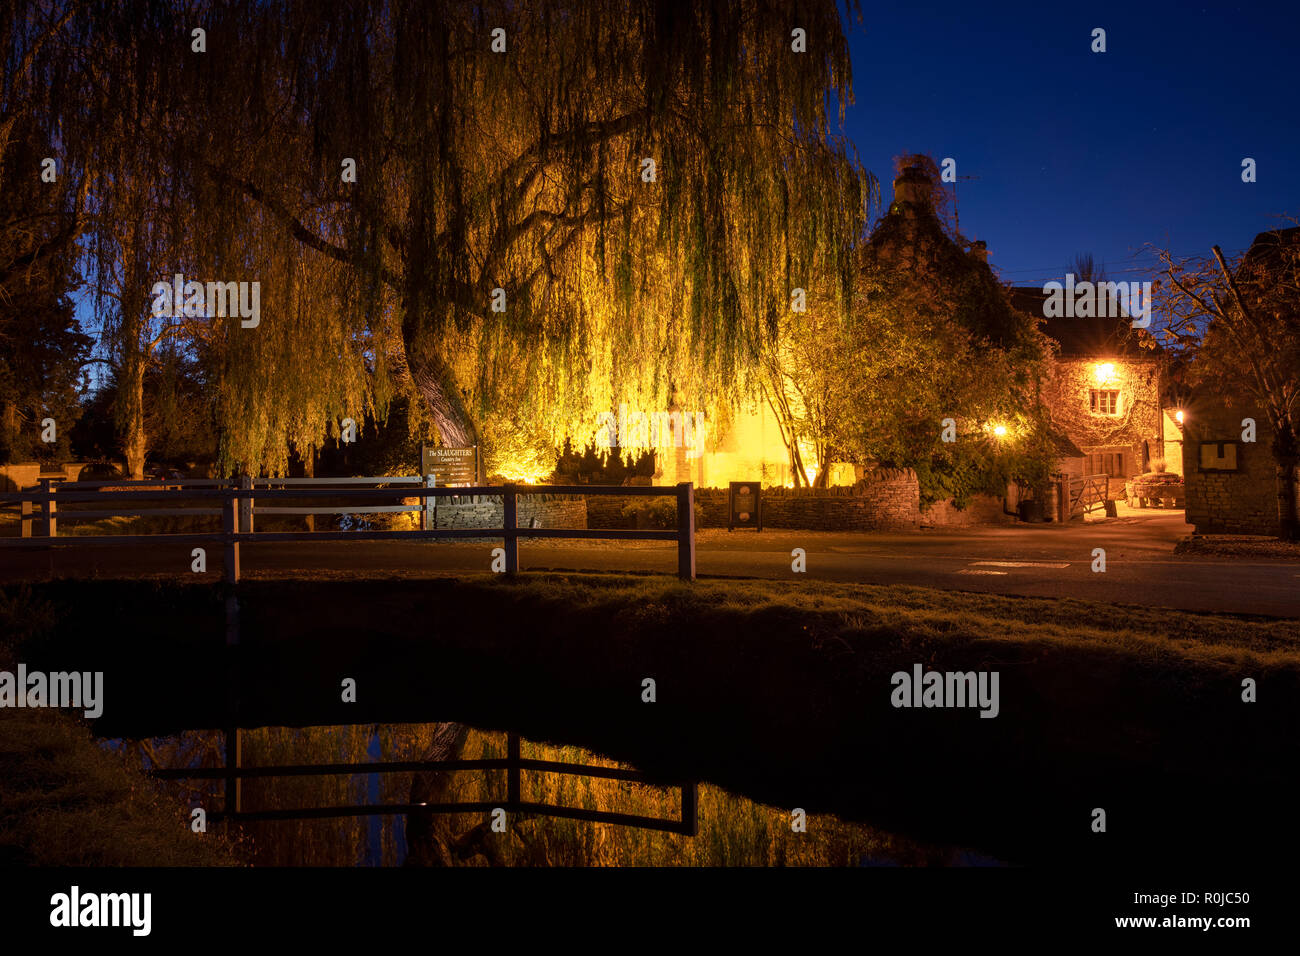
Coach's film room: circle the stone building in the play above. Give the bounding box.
[1180,398,1280,535]
[1179,226,1300,536]
[1010,289,1176,493]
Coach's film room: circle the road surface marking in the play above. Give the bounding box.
[955,569,1009,576]
[970,561,1071,569]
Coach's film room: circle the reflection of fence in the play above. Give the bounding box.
[0,477,697,580]
[151,729,698,836]
[1067,474,1109,517]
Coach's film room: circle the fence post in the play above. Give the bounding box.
[677,482,696,580]
[507,732,521,812]
[223,484,241,585]
[225,726,242,817]
[239,475,253,534]
[680,781,698,836]
[20,486,32,538]
[503,483,518,574]
[423,474,436,530]
[41,478,56,537]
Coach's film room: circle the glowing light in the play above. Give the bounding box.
[1175,410,1185,424]
[491,457,552,484]
[1094,362,1116,383]
[993,424,1008,437]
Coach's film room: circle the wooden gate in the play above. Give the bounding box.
[1067,474,1109,517]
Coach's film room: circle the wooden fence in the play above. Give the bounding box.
[0,477,701,836]
[0,477,697,581]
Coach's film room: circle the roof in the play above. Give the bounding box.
[1049,428,1086,458]
[1240,226,1300,276]
[1009,286,1152,359]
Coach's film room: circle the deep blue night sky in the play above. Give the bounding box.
[839,0,1298,287]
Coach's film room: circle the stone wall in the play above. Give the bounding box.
[920,493,1018,527]
[586,469,925,531]
[426,494,588,531]
[1182,403,1286,536]
[584,492,680,529]
[0,462,120,490]
[0,463,42,491]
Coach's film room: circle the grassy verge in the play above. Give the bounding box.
[1175,533,1300,560]
[0,707,241,866]
[0,590,241,866]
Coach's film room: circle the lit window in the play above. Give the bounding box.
[1089,389,1120,415]
[1085,452,1126,478]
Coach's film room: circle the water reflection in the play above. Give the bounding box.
[103,724,994,867]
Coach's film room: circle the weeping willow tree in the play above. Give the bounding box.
[0,1,92,464]
[18,0,872,476]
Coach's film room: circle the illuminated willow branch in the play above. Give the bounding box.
[24,0,874,475]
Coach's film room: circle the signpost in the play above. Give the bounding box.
[727,481,762,531]
[421,445,479,530]
[421,445,479,485]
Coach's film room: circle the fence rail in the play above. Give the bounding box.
[0,476,697,581]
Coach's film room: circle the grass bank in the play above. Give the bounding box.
[0,707,241,866]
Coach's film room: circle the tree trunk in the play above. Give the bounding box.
[0,400,17,464]
[402,327,482,476]
[302,446,315,532]
[1277,458,1299,542]
[1273,421,1299,542]
[404,722,471,866]
[116,221,151,481]
[119,350,147,480]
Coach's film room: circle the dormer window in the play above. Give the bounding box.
[1090,389,1120,416]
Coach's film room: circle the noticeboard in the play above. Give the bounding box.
[728,481,762,531]
[421,445,479,485]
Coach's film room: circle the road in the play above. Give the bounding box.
[3,509,1298,617]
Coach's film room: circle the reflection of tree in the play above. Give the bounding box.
[404,731,962,867]
[119,724,973,865]
[122,724,461,866]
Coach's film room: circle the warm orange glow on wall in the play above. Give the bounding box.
[1094,362,1116,384]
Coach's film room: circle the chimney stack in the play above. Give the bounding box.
[892,164,933,213]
